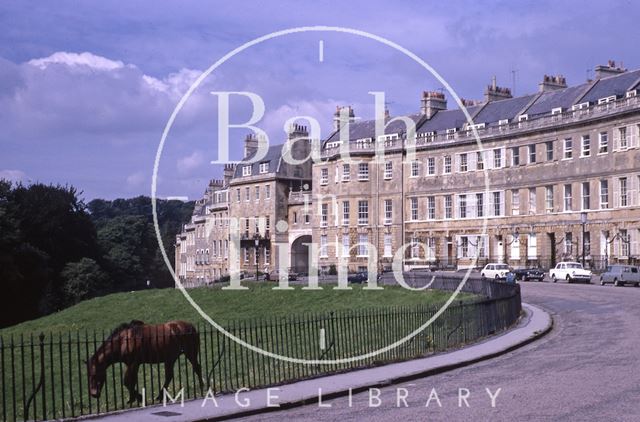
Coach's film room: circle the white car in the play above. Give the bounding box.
[481,263,510,280]
[549,262,592,283]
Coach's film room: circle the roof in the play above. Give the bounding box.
[524,83,589,117]
[416,105,482,133]
[321,67,640,143]
[578,69,640,104]
[473,94,537,125]
[233,143,283,178]
[325,113,424,143]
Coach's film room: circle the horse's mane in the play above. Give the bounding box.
[106,320,145,341]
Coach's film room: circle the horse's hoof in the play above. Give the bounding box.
[128,394,143,405]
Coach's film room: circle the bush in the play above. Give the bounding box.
[61,258,111,305]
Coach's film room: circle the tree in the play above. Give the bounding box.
[0,187,194,327]
[0,181,100,326]
[97,215,151,291]
[61,258,111,305]
[88,197,194,288]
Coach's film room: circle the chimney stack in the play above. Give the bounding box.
[287,123,309,140]
[484,76,512,102]
[243,133,258,159]
[594,60,627,79]
[223,164,236,186]
[539,74,568,92]
[420,91,447,118]
[460,98,482,107]
[333,106,356,131]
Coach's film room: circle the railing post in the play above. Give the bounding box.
[24,333,45,421]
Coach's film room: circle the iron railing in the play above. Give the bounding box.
[0,276,521,421]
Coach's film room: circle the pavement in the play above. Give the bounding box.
[83,301,551,422]
[240,281,640,422]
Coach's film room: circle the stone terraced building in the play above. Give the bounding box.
[176,61,640,286]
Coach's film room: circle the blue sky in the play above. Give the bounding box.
[1,0,638,200]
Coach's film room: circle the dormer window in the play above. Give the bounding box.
[518,114,528,122]
[259,162,269,174]
[378,133,399,142]
[242,166,252,176]
[597,95,616,105]
[572,102,590,110]
[355,137,373,149]
[419,131,436,142]
[626,90,637,98]
[551,107,563,115]
[466,123,485,133]
[499,119,509,125]
[446,128,457,140]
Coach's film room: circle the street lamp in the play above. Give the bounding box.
[580,212,587,267]
[254,234,260,282]
[604,231,610,268]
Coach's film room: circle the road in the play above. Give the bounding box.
[238,282,640,421]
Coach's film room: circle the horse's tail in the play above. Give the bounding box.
[186,322,200,354]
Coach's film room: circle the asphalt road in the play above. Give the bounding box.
[238,281,640,422]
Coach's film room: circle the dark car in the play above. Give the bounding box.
[267,269,298,281]
[347,272,369,283]
[512,267,545,281]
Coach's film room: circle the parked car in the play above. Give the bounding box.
[347,272,369,283]
[600,265,640,287]
[481,263,510,280]
[549,262,592,283]
[267,269,298,281]
[512,267,545,282]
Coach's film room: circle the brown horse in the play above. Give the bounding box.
[87,320,203,403]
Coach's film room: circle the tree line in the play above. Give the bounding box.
[0,180,194,327]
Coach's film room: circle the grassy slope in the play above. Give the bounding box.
[1,282,473,337]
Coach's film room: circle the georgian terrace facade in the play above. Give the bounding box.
[176,127,314,287]
[176,62,640,287]
[313,65,640,273]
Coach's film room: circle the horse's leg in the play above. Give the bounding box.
[185,347,204,392]
[155,358,177,401]
[124,363,142,404]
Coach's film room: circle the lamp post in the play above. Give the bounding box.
[254,234,260,282]
[604,231,609,268]
[580,212,587,267]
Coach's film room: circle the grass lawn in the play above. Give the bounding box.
[0,283,481,421]
[1,282,474,337]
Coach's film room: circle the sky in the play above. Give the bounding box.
[1,0,639,201]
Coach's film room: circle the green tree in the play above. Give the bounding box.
[0,182,100,326]
[97,215,151,291]
[61,258,111,305]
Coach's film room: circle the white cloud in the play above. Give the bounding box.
[0,51,211,140]
[176,150,205,175]
[28,52,126,71]
[0,169,28,183]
